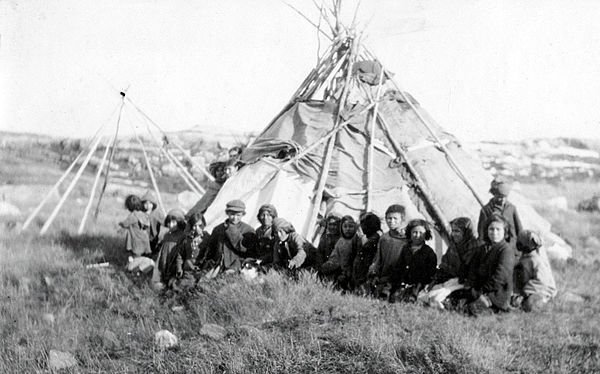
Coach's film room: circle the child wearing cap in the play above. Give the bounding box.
[203,199,255,272]
[477,176,522,249]
[368,204,407,300]
[141,190,165,256]
[152,209,187,290]
[119,194,151,257]
[512,230,557,312]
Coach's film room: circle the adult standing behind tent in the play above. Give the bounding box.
[141,190,165,256]
[477,176,522,249]
[201,199,255,272]
[272,217,314,270]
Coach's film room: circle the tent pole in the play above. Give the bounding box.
[77,134,113,234]
[40,133,106,234]
[164,148,205,194]
[130,122,167,216]
[362,47,485,208]
[378,115,452,238]
[160,147,203,197]
[366,67,385,211]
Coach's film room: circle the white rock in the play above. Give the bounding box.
[48,350,77,370]
[154,330,178,349]
[0,201,21,217]
[42,313,55,325]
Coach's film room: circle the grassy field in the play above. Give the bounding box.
[1,152,599,373]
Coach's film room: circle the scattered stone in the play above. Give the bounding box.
[48,350,77,370]
[561,291,586,304]
[101,330,122,351]
[171,305,184,312]
[0,201,21,217]
[154,330,178,349]
[200,324,227,340]
[42,313,55,325]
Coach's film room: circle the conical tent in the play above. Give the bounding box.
[196,30,571,260]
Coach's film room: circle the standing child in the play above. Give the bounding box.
[152,209,187,290]
[141,190,165,257]
[203,199,255,273]
[462,214,515,315]
[368,204,407,300]
[119,194,151,257]
[392,219,437,302]
[477,176,522,250]
[316,214,341,268]
[513,230,557,312]
[352,212,382,293]
[320,216,360,290]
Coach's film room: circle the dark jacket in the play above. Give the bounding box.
[316,233,340,269]
[394,243,437,288]
[467,241,515,310]
[352,232,380,286]
[156,229,186,283]
[254,225,276,264]
[273,232,313,269]
[435,236,480,284]
[204,220,255,270]
[478,200,522,246]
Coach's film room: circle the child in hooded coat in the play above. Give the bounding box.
[315,214,341,268]
[352,212,382,293]
[512,230,557,312]
[141,190,165,256]
[119,194,151,257]
[392,219,437,303]
[320,216,360,289]
[151,209,187,290]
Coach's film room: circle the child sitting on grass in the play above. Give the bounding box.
[119,194,151,257]
[392,219,437,303]
[512,230,557,312]
[152,209,187,290]
[352,212,382,294]
[320,215,360,290]
[272,217,314,271]
[176,212,209,286]
[368,204,407,300]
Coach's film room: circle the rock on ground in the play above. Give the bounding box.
[48,350,77,370]
[154,330,178,349]
[42,313,55,325]
[200,324,227,340]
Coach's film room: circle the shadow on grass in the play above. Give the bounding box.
[55,230,129,266]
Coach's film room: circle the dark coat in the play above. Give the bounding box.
[316,233,340,269]
[156,229,186,283]
[394,243,437,288]
[204,220,255,270]
[273,232,313,269]
[254,225,276,264]
[435,236,480,284]
[352,232,380,286]
[478,200,522,246]
[467,241,515,310]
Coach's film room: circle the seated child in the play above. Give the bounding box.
[368,204,407,300]
[119,194,151,257]
[352,212,382,294]
[457,214,515,315]
[420,217,480,308]
[141,190,165,256]
[202,199,255,273]
[316,214,341,268]
[320,215,360,290]
[512,230,557,312]
[392,219,437,303]
[272,217,314,270]
[151,209,187,290]
[478,176,522,250]
[175,212,209,286]
[253,204,279,265]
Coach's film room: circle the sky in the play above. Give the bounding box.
[2,0,600,141]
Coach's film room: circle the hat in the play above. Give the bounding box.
[141,190,158,210]
[225,199,246,213]
[490,176,512,197]
[517,230,542,251]
[272,217,295,233]
[165,208,185,222]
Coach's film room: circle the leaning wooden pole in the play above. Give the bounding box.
[363,47,485,208]
[77,135,113,234]
[40,133,106,234]
[161,147,203,197]
[366,67,385,211]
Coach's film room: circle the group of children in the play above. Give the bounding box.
[119,175,557,314]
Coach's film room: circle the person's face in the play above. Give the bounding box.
[450,224,464,244]
[327,219,340,235]
[143,201,153,212]
[410,225,427,245]
[259,211,274,227]
[192,222,204,235]
[227,211,244,225]
[167,220,177,230]
[225,165,238,178]
[341,221,356,237]
[492,195,507,205]
[385,212,403,231]
[228,150,240,159]
[276,228,289,242]
[487,221,505,243]
[214,167,227,182]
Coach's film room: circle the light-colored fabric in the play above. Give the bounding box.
[417,278,464,309]
[520,249,557,299]
[119,211,151,256]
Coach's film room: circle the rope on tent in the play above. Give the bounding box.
[77,133,113,234]
[40,133,107,234]
[128,114,167,216]
[366,67,385,211]
[362,47,486,208]
[125,97,215,183]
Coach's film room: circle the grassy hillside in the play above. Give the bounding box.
[1,153,599,373]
